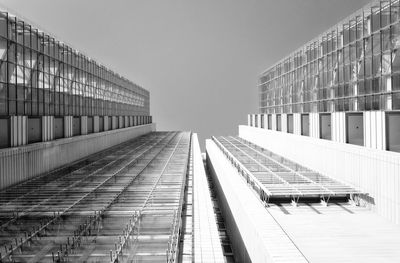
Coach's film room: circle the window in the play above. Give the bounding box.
[268,114,272,129]
[320,113,331,140]
[276,114,281,131]
[287,114,293,133]
[301,114,309,136]
[346,113,364,146]
[260,114,265,128]
[386,112,400,153]
[0,117,9,148]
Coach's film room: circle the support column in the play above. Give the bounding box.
[42,116,54,142]
[309,113,320,138]
[271,114,277,130]
[64,116,73,138]
[364,111,385,150]
[256,114,262,128]
[282,114,288,132]
[293,113,301,135]
[332,112,346,143]
[10,116,27,147]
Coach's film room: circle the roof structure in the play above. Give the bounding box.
[0,132,191,262]
[213,136,363,203]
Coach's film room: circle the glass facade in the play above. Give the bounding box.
[259,0,400,114]
[0,11,150,118]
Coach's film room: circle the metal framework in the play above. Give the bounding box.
[212,136,364,205]
[0,8,150,117]
[0,131,191,262]
[259,0,400,114]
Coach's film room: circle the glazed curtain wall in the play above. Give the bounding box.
[0,12,150,117]
[259,0,400,114]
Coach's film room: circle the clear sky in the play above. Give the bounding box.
[0,0,371,149]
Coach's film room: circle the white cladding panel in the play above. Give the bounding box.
[332,112,346,143]
[281,114,287,133]
[309,113,320,138]
[364,111,386,150]
[294,113,301,135]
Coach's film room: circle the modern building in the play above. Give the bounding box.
[205,0,400,262]
[247,0,400,224]
[0,6,230,263]
[0,7,154,189]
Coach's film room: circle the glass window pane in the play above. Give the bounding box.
[386,112,400,152]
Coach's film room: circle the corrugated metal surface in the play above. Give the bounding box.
[64,116,72,137]
[272,114,277,131]
[239,125,400,224]
[0,123,155,190]
[309,113,319,138]
[10,116,27,147]
[257,114,262,128]
[332,112,346,143]
[293,113,301,135]
[41,116,54,142]
[364,111,385,150]
[281,114,288,132]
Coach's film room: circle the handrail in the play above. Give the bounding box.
[166,132,192,263]
[212,136,272,201]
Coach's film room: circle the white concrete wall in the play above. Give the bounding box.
[239,125,400,224]
[0,123,155,190]
[193,134,225,263]
[206,139,308,262]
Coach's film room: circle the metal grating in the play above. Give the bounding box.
[213,136,364,202]
[0,131,191,263]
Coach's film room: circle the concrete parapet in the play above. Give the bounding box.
[0,123,156,190]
